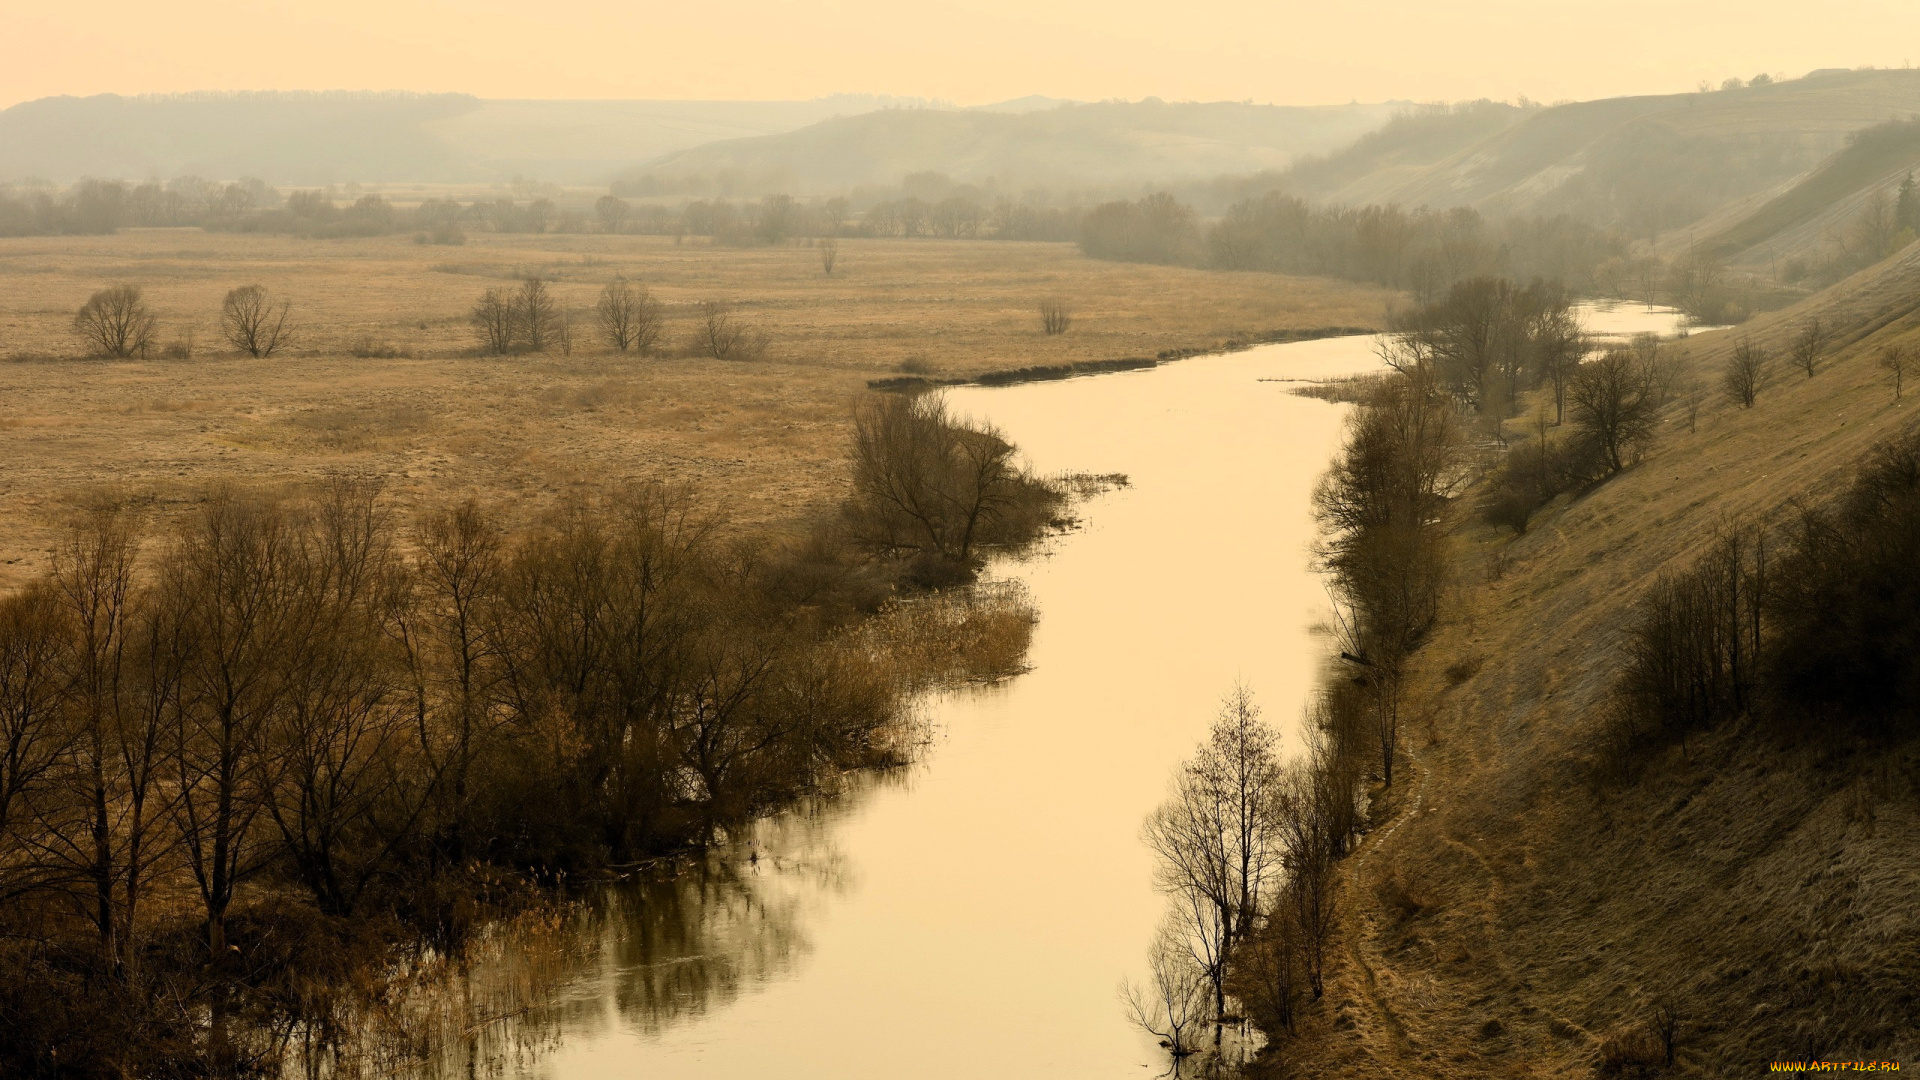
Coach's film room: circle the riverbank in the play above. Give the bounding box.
[1285,277,1920,1073]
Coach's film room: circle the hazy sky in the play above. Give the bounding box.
[6,0,1919,109]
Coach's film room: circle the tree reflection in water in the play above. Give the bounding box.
[390,772,891,1079]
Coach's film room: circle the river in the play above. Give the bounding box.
[457,304,1697,1080]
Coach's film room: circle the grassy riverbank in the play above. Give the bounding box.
[1285,251,1920,1075]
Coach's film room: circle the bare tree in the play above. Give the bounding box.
[1120,917,1214,1063]
[513,278,557,352]
[1789,317,1830,379]
[1039,298,1072,335]
[0,586,70,897]
[847,392,1038,568]
[43,504,178,974]
[1275,760,1340,999]
[1143,686,1284,1023]
[73,285,157,358]
[594,194,630,234]
[820,236,839,277]
[595,278,662,353]
[220,284,293,358]
[164,492,298,969]
[471,287,515,354]
[1723,340,1768,408]
[1570,349,1658,474]
[1668,246,1725,323]
[698,299,767,361]
[1683,380,1706,433]
[1880,343,1909,401]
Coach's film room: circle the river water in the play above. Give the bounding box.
[472,305,1696,1080]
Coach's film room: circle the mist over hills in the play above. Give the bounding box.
[0,92,933,185]
[630,100,1406,192]
[1277,68,1920,249]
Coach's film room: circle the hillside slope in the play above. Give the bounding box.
[1312,70,1920,242]
[1287,250,1920,1075]
[635,100,1404,192]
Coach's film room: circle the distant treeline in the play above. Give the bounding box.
[1077,189,1632,304]
[0,176,1084,244]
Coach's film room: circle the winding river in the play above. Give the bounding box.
[461,303,1697,1079]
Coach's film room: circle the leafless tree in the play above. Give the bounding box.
[264,481,429,916]
[1632,333,1683,409]
[594,194,630,234]
[220,284,293,358]
[42,504,179,975]
[1119,916,1214,1063]
[1683,380,1706,433]
[1668,246,1725,323]
[513,278,558,352]
[848,392,1037,567]
[1789,317,1830,379]
[1143,686,1284,1023]
[1039,298,1072,335]
[1275,760,1339,999]
[471,287,515,354]
[73,284,157,358]
[0,586,70,897]
[820,236,839,277]
[595,278,662,353]
[1570,349,1658,474]
[697,299,767,361]
[1723,340,1768,408]
[1878,343,1908,401]
[164,491,299,967]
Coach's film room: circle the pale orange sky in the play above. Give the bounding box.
[6,0,1918,109]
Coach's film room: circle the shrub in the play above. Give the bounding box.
[1764,428,1920,728]
[1039,299,1072,335]
[697,300,768,361]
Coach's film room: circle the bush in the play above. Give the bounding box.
[697,299,768,361]
[1764,428,1920,728]
[1039,299,1072,335]
[1479,432,1605,534]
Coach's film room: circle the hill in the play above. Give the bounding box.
[631,100,1406,193]
[1299,69,1920,243]
[0,92,918,185]
[1287,246,1920,1074]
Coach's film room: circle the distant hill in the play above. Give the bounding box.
[1291,69,1920,242]
[1274,99,1536,204]
[0,92,923,185]
[631,100,1406,193]
[1698,117,1920,267]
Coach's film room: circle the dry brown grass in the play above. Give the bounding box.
[1288,250,1920,1076]
[0,230,1392,590]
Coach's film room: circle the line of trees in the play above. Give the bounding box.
[1127,360,1467,1068]
[1,178,1085,245]
[1609,427,1920,772]
[0,398,1061,1075]
[1077,191,1634,304]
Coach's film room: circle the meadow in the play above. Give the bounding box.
[0,229,1392,589]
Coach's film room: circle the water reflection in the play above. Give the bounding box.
[438,306,1704,1080]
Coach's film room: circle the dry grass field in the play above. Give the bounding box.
[0,230,1392,590]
